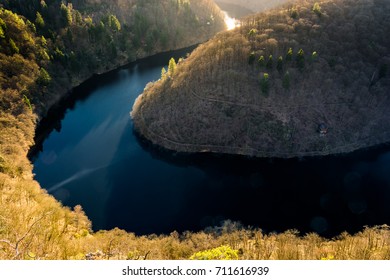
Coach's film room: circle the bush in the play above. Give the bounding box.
[190,245,238,260]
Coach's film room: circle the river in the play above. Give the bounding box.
[31,47,390,238]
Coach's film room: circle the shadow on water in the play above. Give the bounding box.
[133,130,390,238]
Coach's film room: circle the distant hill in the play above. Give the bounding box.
[132,0,390,158]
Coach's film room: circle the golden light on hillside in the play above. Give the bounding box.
[223,12,240,30]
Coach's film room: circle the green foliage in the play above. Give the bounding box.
[248,28,257,37]
[37,67,51,85]
[258,55,265,67]
[108,14,121,32]
[161,67,167,79]
[0,25,4,39]
[261,73,270,94]
[23,95,32,111]
[313,3,322,17]
[296,48,305,70]
[190,245,238,260]
[168,58,177,76]
[9,38,19,54]
[60,3,72,26]
[35,12,45,28]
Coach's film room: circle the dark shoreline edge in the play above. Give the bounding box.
[132,125,390,170]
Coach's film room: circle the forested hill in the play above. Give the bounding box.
[0,0,225,113]
[132,0,390,158]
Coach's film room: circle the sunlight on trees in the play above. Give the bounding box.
[190,245,238,260]
[168,58,177,77]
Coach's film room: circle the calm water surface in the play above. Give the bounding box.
[31,48,390,237]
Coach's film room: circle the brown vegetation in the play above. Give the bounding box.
[0,0,389,260]
[132,0,390,158]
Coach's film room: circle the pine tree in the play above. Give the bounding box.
[266,55,273,69]
[258,55,265,67]
[168,58,177,77]
[261,73,270,94]
[286,47,293,61]
[277,56,283,73]
[35,12,45,28]
[161,67,167,79]
[283,71,291,90]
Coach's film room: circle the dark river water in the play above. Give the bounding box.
[31,47,390,238]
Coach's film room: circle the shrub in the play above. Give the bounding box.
[190,245,238,260]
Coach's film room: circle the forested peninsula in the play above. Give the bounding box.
[132,0,390,158]
[0,0,389,260]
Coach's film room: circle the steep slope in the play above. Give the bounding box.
[132,0,390,158]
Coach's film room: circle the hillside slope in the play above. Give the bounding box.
[132,0,390,158]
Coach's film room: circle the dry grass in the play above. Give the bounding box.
[1,0,389,260]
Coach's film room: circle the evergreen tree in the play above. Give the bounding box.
[261,73,270,94]
[258,55,265,67]
[161,67,167,79]
[61,3,72,26]
[9,38,19,54]
[266,55,273,69]
[296,49,305,70]
[286,47,293,61]
[277,56,283,73]
[283,71,291,90]
[35,11,45,28]
[168,58,177,76]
